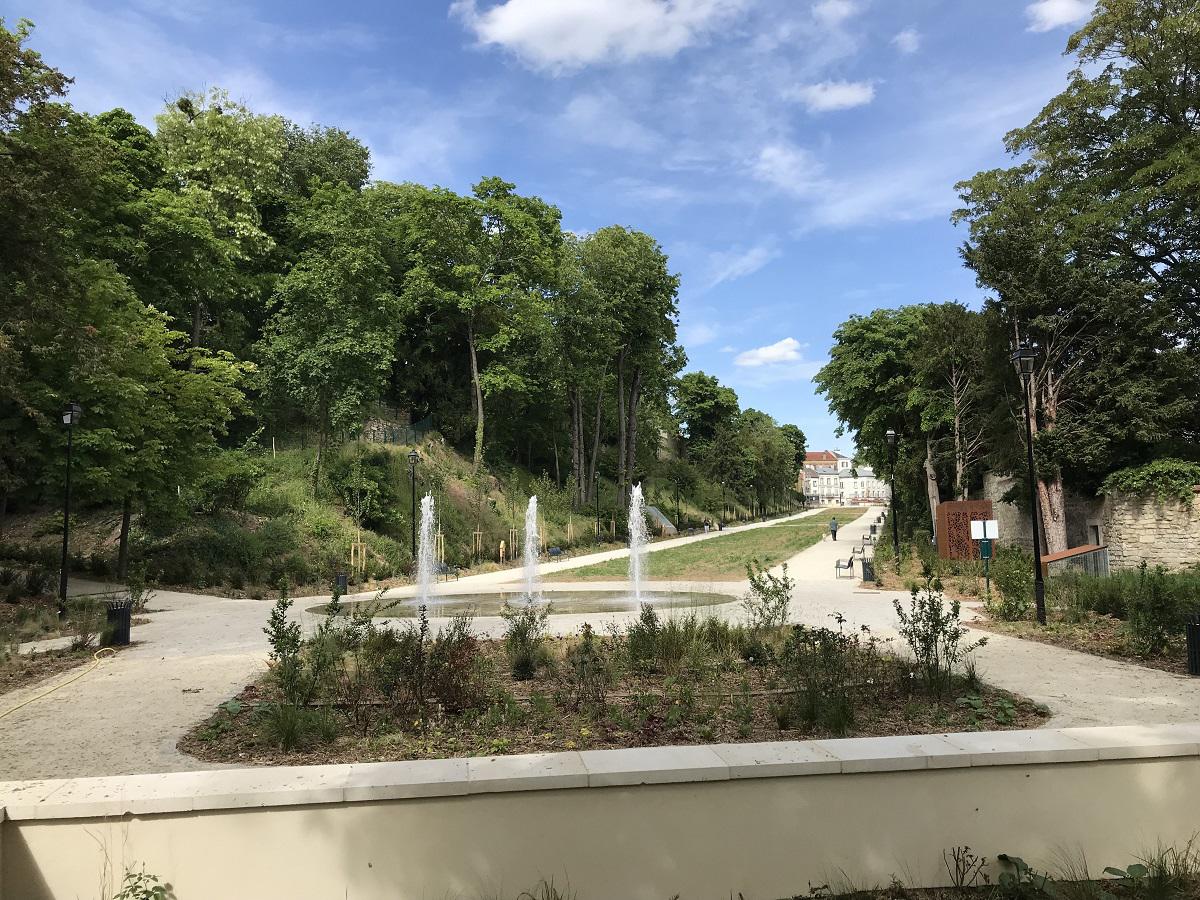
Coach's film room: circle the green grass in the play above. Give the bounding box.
[557,508,867,582]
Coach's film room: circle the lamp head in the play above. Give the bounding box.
[408,449,419,467]
[885,428,897,447]
[1011,343,1037,377]
[62,401,82,427]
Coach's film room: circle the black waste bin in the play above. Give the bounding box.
[861,558,875,584]
[334,572,349,596]
[1188,615,1200,676]
[105,599,132,647]
[870,524,878,536]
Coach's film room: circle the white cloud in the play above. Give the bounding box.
[735,337,804,367]
[681,322,719,346]
[1025,0,1092,32]
[789,79,875,112]
[891,28,920,53]
[560,93,659,151]
[451,0,747,71]
[707,244,780,287]
[751,142,826,195]
[718,345,737,353]
[812,0,858,27]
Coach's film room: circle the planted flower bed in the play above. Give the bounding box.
[182,575,1046,766]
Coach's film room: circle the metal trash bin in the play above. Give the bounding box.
[861,559,875,583]
[334,572,349,595]
[1188,615,1200,677]
[105,599,132,647]
[870,524,878,536]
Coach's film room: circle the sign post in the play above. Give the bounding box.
[971,519,1000,597]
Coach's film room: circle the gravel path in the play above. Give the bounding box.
[1,504,1196,780]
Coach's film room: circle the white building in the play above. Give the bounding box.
[800,450,891,505]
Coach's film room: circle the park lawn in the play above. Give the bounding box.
[556,507,868,582]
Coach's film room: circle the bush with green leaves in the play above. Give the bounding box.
[894,577,986,695]
[775,614,884,735]
[1124,563,1192,657]
[742,558,794,630]
[564,623,610,710]
[988,545,1033,621]
[113,867,173,900]
[500,600,552,679]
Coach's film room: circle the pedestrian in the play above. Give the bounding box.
[829,516,838,541]
[703,518,710,534]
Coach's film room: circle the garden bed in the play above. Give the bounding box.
[0,646,94,698]
[181,580,1046,767]
[970,613,1189,676]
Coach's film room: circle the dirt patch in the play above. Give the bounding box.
[0,648,94,699]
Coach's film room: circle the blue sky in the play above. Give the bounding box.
[20,0,1093,451]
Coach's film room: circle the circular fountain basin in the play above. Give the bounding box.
[311,589,737,619]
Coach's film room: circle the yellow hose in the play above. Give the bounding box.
[0,646,118,721]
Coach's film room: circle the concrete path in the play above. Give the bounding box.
[2,504,1197,781]
[779,507,1200,729]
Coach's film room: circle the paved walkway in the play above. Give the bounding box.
[1,504,1196,780]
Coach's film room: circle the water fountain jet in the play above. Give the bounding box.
[628,483,649,602]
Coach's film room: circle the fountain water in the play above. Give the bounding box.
[628,483,649,601]
[523,496,541,600]
[415,493,437,605]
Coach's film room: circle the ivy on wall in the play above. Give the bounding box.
[1101,460,1200,505]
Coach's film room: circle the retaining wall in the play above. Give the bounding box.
[5,726,1200,899]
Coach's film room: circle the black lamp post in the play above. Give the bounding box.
[408,449,420,559]
[721,481,726,526]
[1011,343,1047,625]
[58,401,82,618]
[885,429,900,566]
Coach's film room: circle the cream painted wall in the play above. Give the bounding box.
[6,757,1200,900]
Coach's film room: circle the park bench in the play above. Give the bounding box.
[436,562,460,581]
[834,553,858,578]
[548,547,564,560]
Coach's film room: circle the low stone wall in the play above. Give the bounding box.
[1103,490,1200,571]
[5,726,1200,899]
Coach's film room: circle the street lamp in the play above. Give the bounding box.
[58,401,82,617]
[1011,343,1047,625]
[720,481,726,527]
[885,429,900,567]
[408,449,420,559]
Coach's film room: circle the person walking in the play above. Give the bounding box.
[829,516,838,541]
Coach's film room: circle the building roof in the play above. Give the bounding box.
[805,450,848,464]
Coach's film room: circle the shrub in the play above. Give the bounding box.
[564,623,609,710]
[776,614,883,735]
[426,613,484,712]
[500,600,551,680]
[894,578,985,695]
[989,545,1034,621]
[625,603,661,673]
[1125,563,1191,657]
[742,559,794,631]
[1102,459,1200,504]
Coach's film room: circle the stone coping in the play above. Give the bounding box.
[3,725,1200,822]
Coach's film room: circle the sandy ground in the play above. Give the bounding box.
[1,505,1197,780]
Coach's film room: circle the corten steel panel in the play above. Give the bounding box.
[936,500,994,560]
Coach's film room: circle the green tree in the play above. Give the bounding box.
[153,89,284,348]
[397,178,563,471]
[675,371,739,446]
[257,183,399,489]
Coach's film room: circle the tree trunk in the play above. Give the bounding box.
[587,387,603,503]
[553,438,561,489]
[923,439,941,535]
[467,321,484,472]
[616,350,627,508]
[0,492,6,539]
[624,368,642,501]
[569,388,582,506]
[191,297,205,347]
[117,494,132,580]
[1037,476,1068,555]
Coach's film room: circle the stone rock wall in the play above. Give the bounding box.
[1102,490,1200,571]
[981,473,1034,551]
